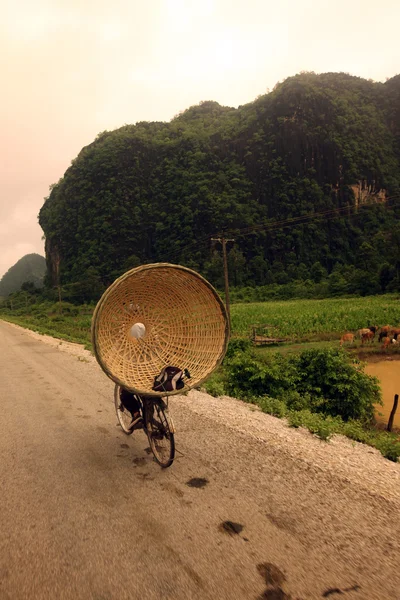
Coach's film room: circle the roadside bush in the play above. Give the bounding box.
[258,396,288,418]
[225,352,299,399]
[373,435,400,462]
[342,420,371,443]
[50,302,79,316]
[292,349,381,422]
[204,378,226,398]
[60,303,80,316]
[282,390,320,412]
[286,409,326,439]
[224,347,381,423]
[225,337,252,359]
[50,315,66,323]
[31,304,48,315]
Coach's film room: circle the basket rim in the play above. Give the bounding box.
[91,263,230,396]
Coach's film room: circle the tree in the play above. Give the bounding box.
[228,248,247,287]
[379,263,395,291]
[310,262,327,283]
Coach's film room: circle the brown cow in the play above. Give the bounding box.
[382,336,393,350]
[391,327,400,341]
[358,328,371,339]
[340,333,354,347]
[361,331,374,344]
[379,325,392,342]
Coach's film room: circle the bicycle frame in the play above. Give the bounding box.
[141,396,175,434]
[114,384,177,467]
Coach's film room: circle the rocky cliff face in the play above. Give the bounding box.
[350,181,387,207]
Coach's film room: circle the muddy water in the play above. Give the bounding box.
[365,360,400,428]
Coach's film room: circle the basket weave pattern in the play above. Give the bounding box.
[92,264,229,396]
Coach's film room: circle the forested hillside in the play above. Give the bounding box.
[39,72,400,301]
[0,254,46,297]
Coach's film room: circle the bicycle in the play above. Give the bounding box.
[114,385,175,468]
[91,264,229,468]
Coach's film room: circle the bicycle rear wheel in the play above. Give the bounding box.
[114,384,133,435]
[145,399,175,468]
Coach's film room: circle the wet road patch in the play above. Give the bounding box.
[186,477,208,488]
[259,589,291,599]
[322,585,360,597]
[257,563,286,587]
[97,426,109,434]
[219,521,244,535]
[257,563,291,600]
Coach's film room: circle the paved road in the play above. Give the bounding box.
[0,320,399,600]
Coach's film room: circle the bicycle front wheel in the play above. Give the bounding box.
[114,384,133,435]
[145,399,175,468]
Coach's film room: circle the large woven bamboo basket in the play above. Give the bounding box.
[91,263,229,396]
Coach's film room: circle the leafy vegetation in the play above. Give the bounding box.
[224,346,381,422]
[37,72,400,302]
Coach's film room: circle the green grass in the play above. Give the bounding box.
[0,302,94,348]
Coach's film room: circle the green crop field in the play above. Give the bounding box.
[1,294,400,348]
[231,295,400,340]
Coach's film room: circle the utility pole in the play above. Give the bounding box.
[211,236,234,329]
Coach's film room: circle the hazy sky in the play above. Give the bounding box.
[1,0,399,279]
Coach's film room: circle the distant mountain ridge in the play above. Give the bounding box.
[0,254,46,296]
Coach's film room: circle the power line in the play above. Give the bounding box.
[211,195,400,240]
[205,195,399,317]
[160,194,400,264]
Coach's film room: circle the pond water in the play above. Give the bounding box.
[364,360,400,428]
